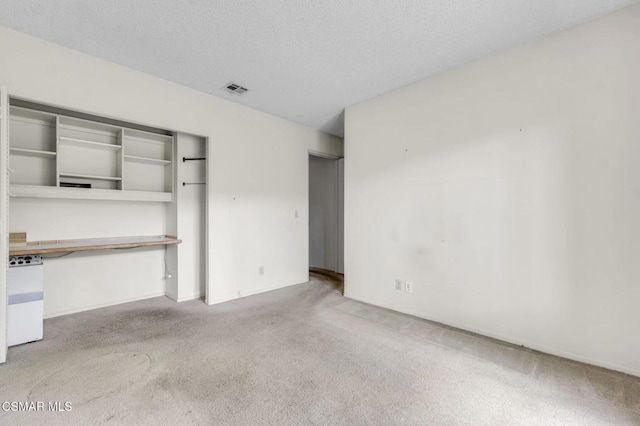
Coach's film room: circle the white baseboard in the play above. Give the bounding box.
[206,280,305,306]
[44,291,166,319]
[345,294,640,378]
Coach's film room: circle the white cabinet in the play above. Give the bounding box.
[9,104,174,202]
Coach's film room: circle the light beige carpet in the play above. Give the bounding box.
[1,275,639,425]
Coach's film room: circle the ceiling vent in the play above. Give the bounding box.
[223,82,248,95]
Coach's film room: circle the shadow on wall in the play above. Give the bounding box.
[347,121,640,368]
[310,267,344,295]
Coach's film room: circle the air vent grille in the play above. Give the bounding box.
[223,82,248,95]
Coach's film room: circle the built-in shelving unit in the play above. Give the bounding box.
[8,103,174,202]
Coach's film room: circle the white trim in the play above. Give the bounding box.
[204,137,210,305]
[207,280,306,306]
[43,291,165,319]
[0,86,9,363]
[345,294,640,378]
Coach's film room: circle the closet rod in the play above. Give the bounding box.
[182,182,206,186]
[183,157,206,162]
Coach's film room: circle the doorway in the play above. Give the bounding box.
[308,154,344,274]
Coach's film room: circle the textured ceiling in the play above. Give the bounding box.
[0,0,635,136]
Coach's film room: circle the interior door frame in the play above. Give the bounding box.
[308,150,344,273]
[1,86,9,363]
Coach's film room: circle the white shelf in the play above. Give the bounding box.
[59,136,122,151]
[10,184,172,202]
[124,155,171,166]
[10,147,56,158]
[10,106,57,126]
[59,172,122,182]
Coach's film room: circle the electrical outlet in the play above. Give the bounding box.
[259,266,264,276]
[395,279,403,291]
[405,281,413,293]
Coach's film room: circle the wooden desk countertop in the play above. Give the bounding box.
[9,235,181,256]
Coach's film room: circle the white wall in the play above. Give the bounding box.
[309,155,338,271]
[0,26,342,320]
[345,5,640,376]
[9,199,167,317]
